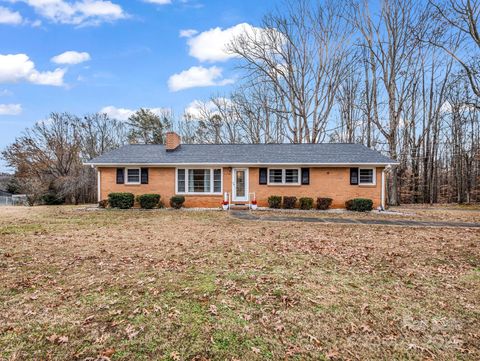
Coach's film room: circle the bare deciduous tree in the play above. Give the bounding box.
[229,0,352,143]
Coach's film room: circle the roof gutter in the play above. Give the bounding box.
[84,161,399,167]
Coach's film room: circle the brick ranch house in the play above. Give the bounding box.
[85,132,398,209]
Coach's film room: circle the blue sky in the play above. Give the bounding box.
[0,0,276,171]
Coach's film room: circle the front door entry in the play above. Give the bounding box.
[232,168,248,202]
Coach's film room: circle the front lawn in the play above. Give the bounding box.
[1,206,479,360]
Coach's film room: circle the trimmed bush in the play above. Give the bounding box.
[317,197,333,210]
[345,198,373,212]
[299,197,314,210]
[170,195,185,209]
[108,192,135,209]
[268,195,282,209]
[98,199,109,208]
[283,196,297,209]
[137,194,160,209]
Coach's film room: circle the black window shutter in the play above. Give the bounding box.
[116,168,125,184]
[301,168,310,185]
[259,168,267,184]
[350,167,359,185]
[141,168,149,184]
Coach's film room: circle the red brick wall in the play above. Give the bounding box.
[248,167,384,208]
[98,166,384,208]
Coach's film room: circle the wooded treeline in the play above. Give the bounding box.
[181,0,480,205]
[2,0,479,205]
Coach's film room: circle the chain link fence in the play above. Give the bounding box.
[0,195,27,206]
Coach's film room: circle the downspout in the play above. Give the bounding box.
[97,169,101,203]
[381,165,391,211]
[91,165,100,203]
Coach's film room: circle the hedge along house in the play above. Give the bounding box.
[85,132,398,209]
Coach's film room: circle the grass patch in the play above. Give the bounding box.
[0,205,479,360]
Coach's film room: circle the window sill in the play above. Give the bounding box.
[266,183,302,187]
[176,193,223,196]
[358,184,376,187]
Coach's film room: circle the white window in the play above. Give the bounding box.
[269,169,283,184]
[126,168,140,184]
[268,168,300,185]
[176,168,222,194]
[213,169,222,193]
[359,168,375,185]
[177,169,186,192]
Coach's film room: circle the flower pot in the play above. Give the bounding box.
[251,204,257,210]
[222,204,229,211]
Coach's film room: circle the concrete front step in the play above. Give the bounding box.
[229,204,250,210]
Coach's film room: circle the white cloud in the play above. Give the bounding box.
[0,103,22,115]
[51,51,91,65]
[0,54,65,86]
[187,23,263,62]
[0,89,13,96]
[0,6,23,24]
[143,0,171,4]
[179,28,198,38]
[168,66,234,92]
[11,0,127,26]
[185,98,231,118]
[185,99,216,118]
[100,106,171,121]
[30,19,42,27]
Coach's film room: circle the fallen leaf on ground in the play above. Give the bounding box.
[101,348,115,357]
[209,304,218,315]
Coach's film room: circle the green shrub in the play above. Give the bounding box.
[345,198,373,212]
[136,194,160,209]
[170,195,185,209]
[299,197,314,210]
[283,196,297,209]
[268,195,282,209]
[317,197,333,210]
[108,192,135,209]
[42,193,65,205]
[98,199,108,208]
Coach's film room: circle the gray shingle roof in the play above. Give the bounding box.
[85,143,397,166]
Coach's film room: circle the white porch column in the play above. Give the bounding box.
[381,166,390,210]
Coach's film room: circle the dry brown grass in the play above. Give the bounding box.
[1,206,479,360]
[253,204,480,223]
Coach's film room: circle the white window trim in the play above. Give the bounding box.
[358,167,376,185]
[125,167,141,185]
[267,168,301,186]
[175,167,223,195]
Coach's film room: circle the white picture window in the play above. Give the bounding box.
[176,168,222,194]
[268,168,300,185]
[126,168,140,184]
[359,168,375,185]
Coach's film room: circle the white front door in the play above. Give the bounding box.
[232,168,249,202]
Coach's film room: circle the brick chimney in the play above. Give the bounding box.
[165,131,181,152]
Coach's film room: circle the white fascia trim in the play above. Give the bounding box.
[84,162,399,167]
